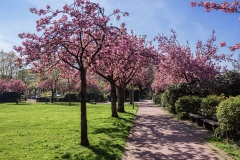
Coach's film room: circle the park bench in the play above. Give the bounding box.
[189,112,219,131]
[188,113,206,126]
[201,119,219,130]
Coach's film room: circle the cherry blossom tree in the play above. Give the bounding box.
[7,79,27,104]
[57,67,78,101]
[95,29,157,113]
[37,69,61,103]
[115,34,157,112]
[0,79,8,92]
[38,78,59,102]
[14,0,128,146]
[152,30,233,92]
[191,1,240,51]
[89,25,127,117]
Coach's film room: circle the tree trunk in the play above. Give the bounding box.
[16,93,19,104]
[68,76,71,106]
[129,89,132,104]
[80,68,89,146]
[68,93,71,106]
[111,82,118,117]
[51,89,54,103]
[117,86,125,112]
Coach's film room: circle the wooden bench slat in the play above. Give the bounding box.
[201,119,219,126]
[189,113,205,119]
[188,113,219,130]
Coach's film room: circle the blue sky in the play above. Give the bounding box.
[0,0,239,69]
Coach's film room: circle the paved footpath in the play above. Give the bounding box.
[122,100,231,160]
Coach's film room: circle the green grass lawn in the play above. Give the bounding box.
[0,102,137,160]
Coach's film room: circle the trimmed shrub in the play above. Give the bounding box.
[215,96,240,141]
[58,94,80,102]
[161,84,193,113]
[161,92,167,108]
[36,97,50,102]
[200,95,219,118]
[176,112,188,120]
[154,93,162,105]
[175,96,202,119]
[0,92,24,103]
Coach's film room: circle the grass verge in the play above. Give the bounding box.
[0,102,137,160]
[206,137,240,160]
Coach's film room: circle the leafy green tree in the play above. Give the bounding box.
[215,70,240,96]
[0,50,18,79]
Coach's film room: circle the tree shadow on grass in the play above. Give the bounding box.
[117,117,134,123]
[120,111,135,116]
[50,102,80,107]
[4,103,32,106]
[85,141,124,160]
[77,117,133,159]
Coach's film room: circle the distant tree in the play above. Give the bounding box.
[0,50,18,79]
[7,79,27,104]
[0,79,8,92]
[38,78,59,103]
[17,69,30,83]
[232,53,240,71]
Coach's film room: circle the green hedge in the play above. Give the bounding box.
[0,92,23,103]
[161,84,193,113]
[215,96,240,142]
[200,95,219,118]
[175,96,202,119]
[154,93,162,105]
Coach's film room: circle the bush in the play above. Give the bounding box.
[58,94,80,102]
[200,95,219,118]
[177,112,188,120]
[36,97,50,102]
[161,84,193,113]
[161,92,167,108]
[175,96,201,119]
[175,96,202,115]
[0,92,20,102]
[154,93,162,105]
[215,96,240,142]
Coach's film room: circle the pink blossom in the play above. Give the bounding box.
[220,41,226,47]
[204,2,211,12]
[46,5,51,9]
[191,1,197,7]
[230,46,236,51]
[232,1,239,7]
[113,9,120,14]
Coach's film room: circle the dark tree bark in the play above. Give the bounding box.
[129,89,132,104]
[51,89,54,103]
[110,81,119,118]
[117,86,125,112]
[16,93,19,104]
[96,72,119,117]
[80,68,89,146]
